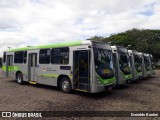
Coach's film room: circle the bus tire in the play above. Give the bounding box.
[60,77,71,93]
[17,73,24,85]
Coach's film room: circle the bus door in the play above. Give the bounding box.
[6,55,13,78]
[73,50,90,92]
[28,53,37,82]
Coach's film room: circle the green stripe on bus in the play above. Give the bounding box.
[2,66,6,71]
[5,41,82,52]
[124,74,132,79]
[121,71,132,80]
[39,74,72,79]
[138,72,142,76]
[99,77,116,85]
[2,66,19,71]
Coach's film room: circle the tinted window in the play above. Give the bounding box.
[14,51,27,63]
[3,52,6,63]
[118,48,131,75]
[51,47,69,64]
[39,49,50,64]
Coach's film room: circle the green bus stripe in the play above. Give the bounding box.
[2,66,19,71]
[99,77,116,85]
[6,41,82,52]
[124,74,132,79]
[38,74,72,79]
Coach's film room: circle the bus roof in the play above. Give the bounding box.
[5,40,84,52]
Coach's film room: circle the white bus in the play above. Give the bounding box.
[111,46,132,85]
[2,40,116,93]
[139,52,150,78]
[149,54,155,76]
[147,54,155,76]
[128,50,143,81]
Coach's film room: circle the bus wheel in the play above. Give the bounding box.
[60,77,71,93]
[17,73,24,85]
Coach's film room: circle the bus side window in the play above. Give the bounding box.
[14,51,26,64]
[51,47,69,64]
[39,49,50,64]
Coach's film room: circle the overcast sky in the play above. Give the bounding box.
[0,0,160,56]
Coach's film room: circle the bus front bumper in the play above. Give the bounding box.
[90,82,116,93]
[104,83,116,91]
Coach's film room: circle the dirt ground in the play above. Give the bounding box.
[0,69,160,120]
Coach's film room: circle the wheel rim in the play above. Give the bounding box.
[62,81,70,91]
[17,76,21,83]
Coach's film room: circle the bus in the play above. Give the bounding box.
[147,54,155,76]
[139,52,149,78]
[111,46,132,85]
[144,53,153,77]
[2,40,116,93]
[128,50,143,81]
[149,54,155,76]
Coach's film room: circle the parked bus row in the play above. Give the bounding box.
[2,40,155,93]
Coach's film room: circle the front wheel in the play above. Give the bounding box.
[17,73,24,85]
[60,77,71,93]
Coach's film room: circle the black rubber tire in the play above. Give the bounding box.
[60,77,71,93]
[17,73,24,85]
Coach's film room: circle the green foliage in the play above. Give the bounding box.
[89,36,105,41]
[89,29,160,61]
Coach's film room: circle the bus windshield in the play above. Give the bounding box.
[118,47,131,75]
[134,52,142,72]
[93,42,114,79]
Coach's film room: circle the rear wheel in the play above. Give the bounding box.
[60,77,71,93]
[17,73,24,85]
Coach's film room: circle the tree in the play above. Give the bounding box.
[89,29,160,61]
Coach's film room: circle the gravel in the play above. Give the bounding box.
[0,70,160,120]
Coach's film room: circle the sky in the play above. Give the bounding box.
[0,0,160,56]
